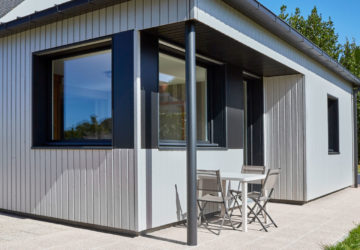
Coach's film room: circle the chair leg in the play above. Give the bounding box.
[224,202,235,230]
[256,200,277,228]
[229,193,242,217]
[197,201,209,227]
[246,200,268,232]
[251,200,277,229]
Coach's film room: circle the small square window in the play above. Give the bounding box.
[328,96,339,154]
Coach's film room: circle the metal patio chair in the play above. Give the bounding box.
[246,168,280,232]
[229,165,266,215]
[197,170,235,235]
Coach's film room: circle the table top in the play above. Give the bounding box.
[220,172,266,182]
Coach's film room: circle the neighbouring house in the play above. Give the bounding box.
[0,0,358,235]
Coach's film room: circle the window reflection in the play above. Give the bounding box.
[52,50,112,141]
[159,53,208,142]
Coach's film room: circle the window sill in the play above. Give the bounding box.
[328,151,340,155]
[32,146,113,150]
[32,142,112,150]
[158,142,226,151]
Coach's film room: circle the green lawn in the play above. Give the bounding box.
[358,165,360,174]
[325,225,360,250]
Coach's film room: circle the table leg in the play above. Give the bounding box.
[241,181,248,232]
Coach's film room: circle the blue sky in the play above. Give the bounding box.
[260,0,360,44]
[60,51,112,130]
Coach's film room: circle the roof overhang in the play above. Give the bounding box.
[222,0,360,86]
[145,21,299,77]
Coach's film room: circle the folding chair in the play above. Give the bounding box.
[197,170,235,235]
[229,165,266,215]
[246,168,280,232]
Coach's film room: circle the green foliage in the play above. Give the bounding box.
[279,5,342,61]
[340,39,360,78]
[325,224,360,250]
[64,116,112,140]
[279,5,360,162]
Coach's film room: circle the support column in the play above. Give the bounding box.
[185,21,197,246]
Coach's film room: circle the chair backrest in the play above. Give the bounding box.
[197,170,222,193]
[241,165,266,175]
[263,168,281,193]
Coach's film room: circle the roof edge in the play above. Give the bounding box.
[223,0,360,86]
[0,0,128,38]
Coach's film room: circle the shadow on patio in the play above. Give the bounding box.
[0,188,359,250]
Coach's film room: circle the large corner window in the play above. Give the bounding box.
[328,96,339,154]
[33,31,135,148]
[52,50,112,142]
[159,53,209,144]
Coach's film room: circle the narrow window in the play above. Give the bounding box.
[52,50,112,142]
[328,96,339,153]
[158,53,208,144]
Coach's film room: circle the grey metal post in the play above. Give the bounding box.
[185,21,197,246]
[354,88,358,188]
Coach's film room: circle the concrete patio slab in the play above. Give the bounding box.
[0,187,359,250]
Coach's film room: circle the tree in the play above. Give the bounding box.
[279,5,342,61]
[279,5,360,162]
[340,39,360,78]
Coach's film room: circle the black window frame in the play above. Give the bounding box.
[157,45,226,148]
[32,30,135,149]
[327,95,340,154]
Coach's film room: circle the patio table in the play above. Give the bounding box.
[220,172,266,232]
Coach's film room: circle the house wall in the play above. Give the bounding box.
[0,0,190,232]
[194,0,355,202]
[137,149,244,231]
[264,75,305,201]
[305,73,354,200]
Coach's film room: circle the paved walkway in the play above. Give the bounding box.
[0,188,359,250]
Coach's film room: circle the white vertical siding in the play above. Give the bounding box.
[0,0,189,232]
[264,75,306,201]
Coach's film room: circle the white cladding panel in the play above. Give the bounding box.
[305,73,354,200]
[195,0,355,201]
[0,0,189,232]
[136,149,244,231]
[264,75,305,201]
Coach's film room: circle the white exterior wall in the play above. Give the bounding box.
[137,149,243,230]
[194,0,355,202]
[305,74,354,200]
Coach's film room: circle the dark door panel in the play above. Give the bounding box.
[246,79,264,166]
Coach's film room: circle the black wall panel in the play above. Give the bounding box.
[210,65,227,147]
[140,32,159,148]
[32,55,52,146]
[246,78,264,165]
[112,30,134,148]
[226,65,244,149]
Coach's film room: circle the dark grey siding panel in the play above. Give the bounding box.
[226,65,244,149]
[246,78,264,165]
[113,30,134,148]
[264,75,305,201]
[140,32,159,148]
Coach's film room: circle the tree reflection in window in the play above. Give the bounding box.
[52,50,112,141]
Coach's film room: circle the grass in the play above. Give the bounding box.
[325,225,360,250]
[358,165,360,174]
